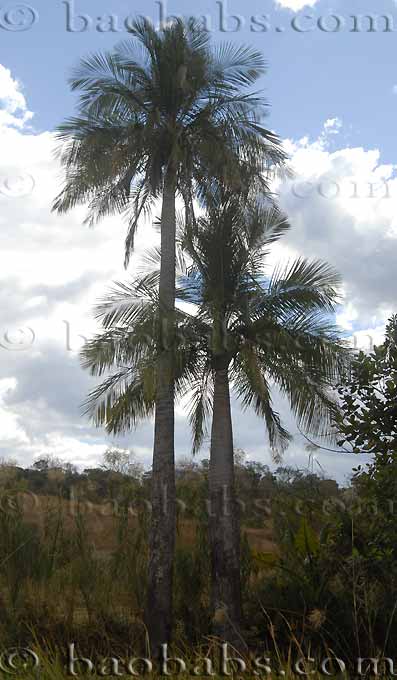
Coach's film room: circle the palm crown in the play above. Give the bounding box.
[82,194,350,459]
[53,17,286,264]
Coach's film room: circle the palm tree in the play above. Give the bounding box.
[81,195,350,646]
[180,195,351,646]
[52,18,286,647]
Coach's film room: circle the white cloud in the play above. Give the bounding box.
[0,62,159,467]
[0,379,29,445]
[0,64,33,129]
[29,434,109,469]
[323,117,343,134]
[276,119,397,330]
[0,65,393,482]
[274,0,319,11]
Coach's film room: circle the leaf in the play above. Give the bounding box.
[294,517,320,557]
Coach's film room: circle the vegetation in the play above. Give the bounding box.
[27,10,393,667]
[336,314,397,467]
[53,18,286,647]
[1,451,397,672]
[81,192,349,647]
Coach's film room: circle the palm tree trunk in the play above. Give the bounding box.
[145,167,177,652]
[209,363,244,648]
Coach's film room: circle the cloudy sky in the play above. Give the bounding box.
[0,0,395,482]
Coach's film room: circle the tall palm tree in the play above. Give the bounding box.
[81,195,350,646]
[180,196,350,646]
[52,18,286,647]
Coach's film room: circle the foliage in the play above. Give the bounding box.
[2,456,397,657]
[336,314,397,470]
[81,195,350,460]
[52,18,286,264]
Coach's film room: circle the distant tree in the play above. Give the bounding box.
[32,455,65,472]
[336,314,397,473]
[234,448,247,467]
[336,314,397,516]
[0,457,18,468]
[0,458,20,487]
[32,455,77,475]
[101,447,144,479]
[32,458,51,472]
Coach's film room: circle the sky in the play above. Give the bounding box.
[0,0,396,483]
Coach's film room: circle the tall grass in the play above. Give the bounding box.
[0,463,396,666]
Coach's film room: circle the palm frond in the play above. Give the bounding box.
[232,346,292,461]
[211,43,266,87]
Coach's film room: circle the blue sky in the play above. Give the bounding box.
[3,0,397,158]
[0,0,395,482]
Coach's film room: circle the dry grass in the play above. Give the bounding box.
[18,492,277,556]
